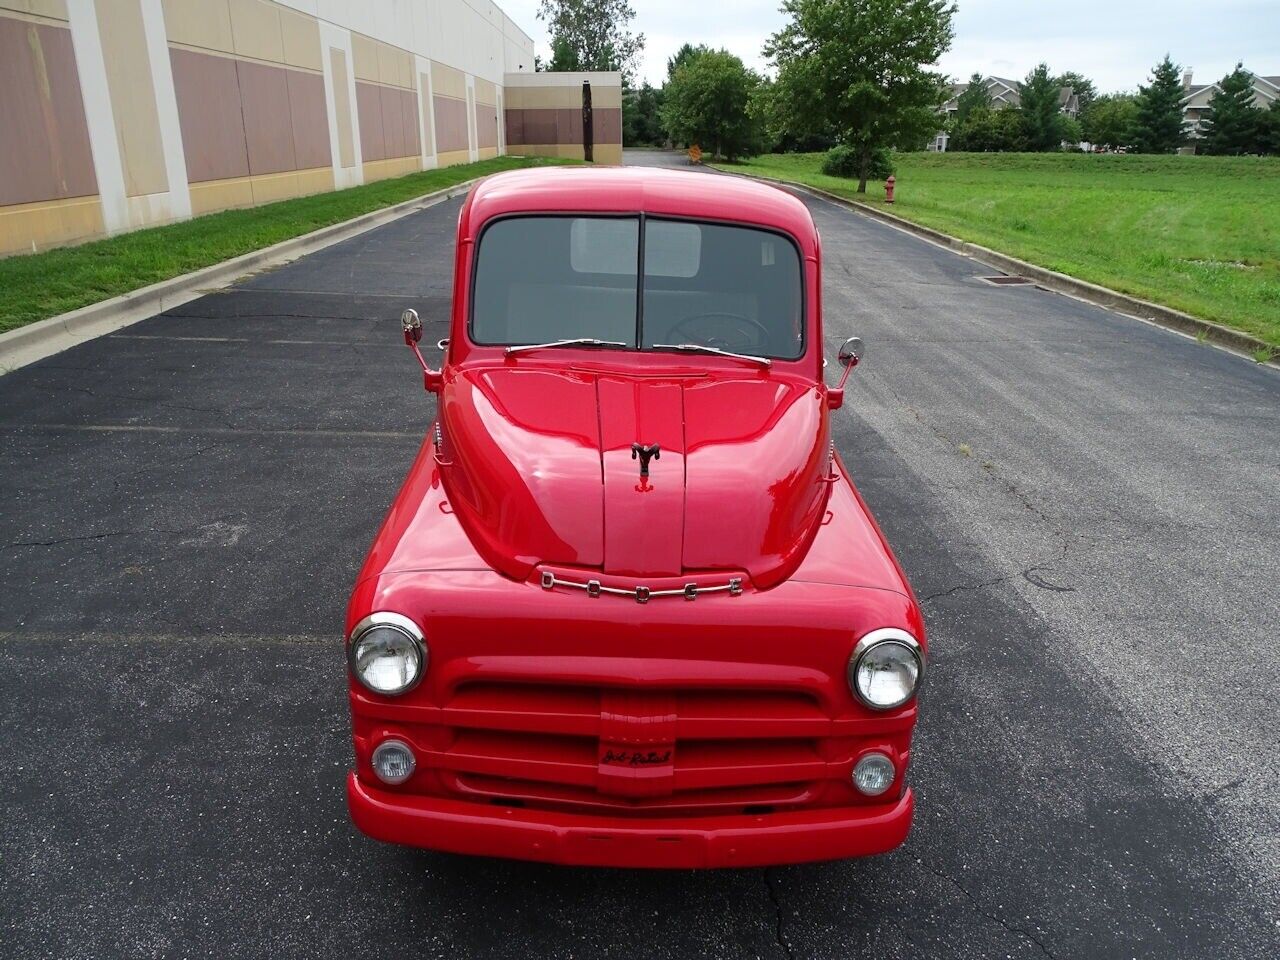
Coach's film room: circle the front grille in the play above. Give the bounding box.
[427,681,843,815]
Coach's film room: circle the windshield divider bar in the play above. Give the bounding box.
[634,212,646,352]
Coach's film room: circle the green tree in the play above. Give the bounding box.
[950,106,1024,152]
[623,82,665,145]
[1054,71,1097,114]
[537,0,644,79]
[660,49,764,160]
[1256,100,1280,155]
[1201,64,1260,155]
[1019,63,1070,150]
[667,43,710,81]
[953,73,991,125]
[1131,55,1186,153]
[1082,93,1137,149]
[765,0,955,192]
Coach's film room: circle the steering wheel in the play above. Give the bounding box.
[665,312,772,352]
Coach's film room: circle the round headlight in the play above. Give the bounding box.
[348,612,426,695]
[372,739,417,784]
[853,752,896,796]
[848,628,922,710]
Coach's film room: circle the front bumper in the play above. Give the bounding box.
[348,772,913,868]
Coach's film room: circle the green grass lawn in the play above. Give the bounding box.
[0,155,574,335]
[716,152,1280,348]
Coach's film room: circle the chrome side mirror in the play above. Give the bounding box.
[838,336,864,367]
[400,307,443,393]
[827,336,864,411]
[401,308,423,344]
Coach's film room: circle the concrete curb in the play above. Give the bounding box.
[0,177,482,376]
[719,168,1278,367]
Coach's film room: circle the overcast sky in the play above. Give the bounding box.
[499,0,1280,93]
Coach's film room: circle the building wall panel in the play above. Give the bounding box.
[238,59,297,175]
[399,87,421,157]
[169,46,249,183]
[475,103,498,149]
[433,94,469,153]
[0,15,97,206]
[355,81,385,162]
[380,85,407,160]
[286,68,331,170]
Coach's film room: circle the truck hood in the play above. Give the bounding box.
[438,366,830,589]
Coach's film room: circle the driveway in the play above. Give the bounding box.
[1,151,1277,959]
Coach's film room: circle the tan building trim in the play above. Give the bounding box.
[163,0,320,72]
[166,40,322,75]
[160,0,234,54]
[0,0,68,25]
[187,164,333,216]
[330,46,355,169]
[96,0,169,198]
[417,70,435,158]
[430,60,466,101]
[361,155,419,183]
[351,30,412,89]
[474,77,497,107]
[436,148,470,168]
[227,0,283,64]
[0,193,104,256]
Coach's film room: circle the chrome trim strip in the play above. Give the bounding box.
[540,570,743,603]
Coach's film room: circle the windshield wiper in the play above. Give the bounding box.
[505,338,628,356]
[651,343,772,367]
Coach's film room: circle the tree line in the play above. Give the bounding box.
[949,57,1280,155]
[537,0,1280,183]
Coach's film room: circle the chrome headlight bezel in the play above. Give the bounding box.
[847,628,923,711]
[347,611,427,696]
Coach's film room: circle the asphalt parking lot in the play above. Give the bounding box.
[2,151,1277,959]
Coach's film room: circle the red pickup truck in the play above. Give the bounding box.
[344,166,925,868]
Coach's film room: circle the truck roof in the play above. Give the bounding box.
[462,166,819,252]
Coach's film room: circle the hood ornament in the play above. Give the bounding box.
[631,442,661,479]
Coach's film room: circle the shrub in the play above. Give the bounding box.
[821,145,895,180]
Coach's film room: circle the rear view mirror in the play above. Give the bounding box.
[401,308,423,344]
[827,336,865,411]
[400,307,442,393]
[838,336,864,367]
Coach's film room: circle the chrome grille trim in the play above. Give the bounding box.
[540,570,743,603]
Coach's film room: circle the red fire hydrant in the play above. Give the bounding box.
[885,176,896,204]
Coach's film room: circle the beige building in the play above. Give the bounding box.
[929,76,1080,152]
[0,0,621,256]
[1180,68,1279,151]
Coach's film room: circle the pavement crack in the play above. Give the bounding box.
[920,860,1057,958]
[4,513,247,551]
[762,867,795,960]
[111,443,218,493]
[922,561,1076,606]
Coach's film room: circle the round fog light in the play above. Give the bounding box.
[853,752,896,797]
[372,739,416,785]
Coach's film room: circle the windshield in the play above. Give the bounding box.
[470,216,804,360]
